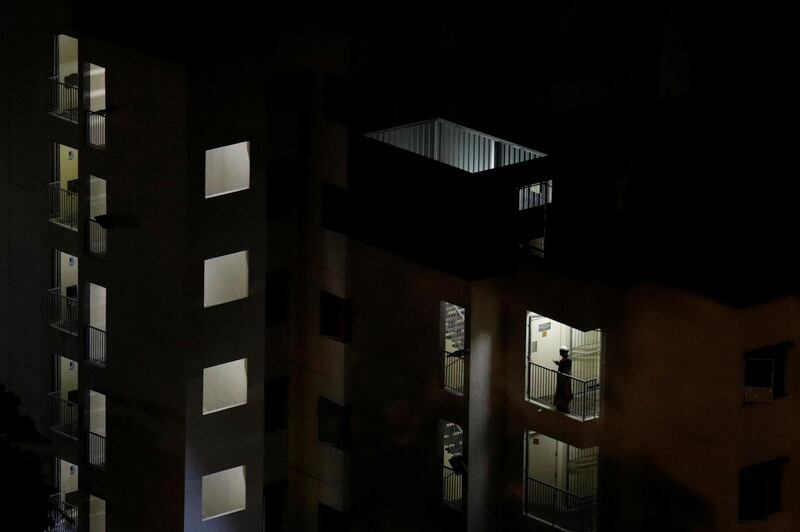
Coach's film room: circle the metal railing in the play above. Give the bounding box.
[86,218,108,257]
[87,110,106,148]
[88,431,106,469]
[525,477,596,532]
[527,362,600,421]
[366,118,546,173]
[49,77,79,123]
[442,464,463,509]
[48,494,79,532]
[518,180,553,210]
[49,391,79,439]
[48,288,79,335]
[48,181,79,230]
[442,350,465,395]
[86,325,106,366]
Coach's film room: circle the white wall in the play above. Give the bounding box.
[59,459,78,495]
[58,251,78,293]
[57,35,78,80]
[89,283,106,330]
[527,313,567,370]
[204,141,250,198]
[89,176,107,218]
[58,144,78,186]
[89,390,106,435]
[203,358,247,414]
[202,466,246,520]
[526,431,568,490]
[87,63,106,112]
[203,251,248,307]
[89,495,106,532]
[59,355,78,397]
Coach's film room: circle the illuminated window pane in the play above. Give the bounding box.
[203,359,247,414]
[202,466,246,520]
[204,251,249,308]
[205,142,250,198]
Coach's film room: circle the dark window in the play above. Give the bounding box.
[265,376,289,432]
[318,397,349,449]
[265,271,290,325]
[318,503,350,532]
[265,159,295,220]
[321,184,350,235]
[320,291,350,341]
[264,481,288,532]
[744,342,791,403]
[738,458,787,521]
[323,74,352,125]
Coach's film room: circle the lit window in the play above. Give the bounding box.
[203,251,249,308]
[205,142,250,198]
[203,359,247,414]
[202,466,246,520]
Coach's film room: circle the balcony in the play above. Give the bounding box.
[526,312,602,421]
[525,478,596,532]
[86,325,106,366]
[48,288,79,335]
[526,363,599,421]
[441,420,465,509]
[49,77,79,123]
[87,111,106,149]
[525,432,598,532]
[48,494,78,532]
[442,351,465,395]
[49,391,79,439]
[87,431,106,469]
[48,181,79,231]
[442,464,463,510]
[347,118,550,279]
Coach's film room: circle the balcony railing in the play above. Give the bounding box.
[527,362,600,421]
[518,180,553,210]
[49,77,79,123]
[442,350,465,395]
[86,325,106,366]
[525,477,596,532]
[48,494,79,532]
[87,110,106,148]
[365,118,546,173]
[442,464,463,509]
[86,218,107,257]
[88,431,106,469]
[48,288,79,335]
[48,182,79,230]
[49,391,79,439]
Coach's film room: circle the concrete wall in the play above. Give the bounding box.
[349,241,470,532]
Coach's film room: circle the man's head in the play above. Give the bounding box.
[559,346,570,358]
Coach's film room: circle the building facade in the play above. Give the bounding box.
[1,2,798,532]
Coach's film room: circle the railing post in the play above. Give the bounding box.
[86,325,107,366]
[87,111,107,149]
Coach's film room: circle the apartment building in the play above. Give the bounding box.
[2,2,798,532]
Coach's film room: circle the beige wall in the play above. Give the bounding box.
[57,34,77,79]
[87,63,106,112]
[58,143,78,186]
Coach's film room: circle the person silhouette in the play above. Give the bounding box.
[553,346,573,413]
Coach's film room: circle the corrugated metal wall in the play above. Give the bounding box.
[365,118,545,173]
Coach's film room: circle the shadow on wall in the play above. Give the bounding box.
[599,456,715,532]
[0,383,52,532]
[105,395,184,531]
